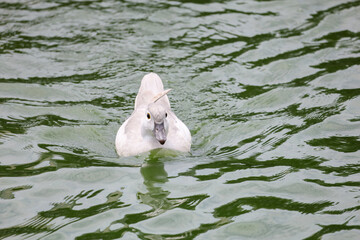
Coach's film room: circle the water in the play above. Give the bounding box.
[0,0,359,239]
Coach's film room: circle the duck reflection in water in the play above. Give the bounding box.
[138,152,172,212]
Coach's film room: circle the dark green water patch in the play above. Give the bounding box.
[0,72,108,84]
[214,196,334,217]
[307,136,360,153]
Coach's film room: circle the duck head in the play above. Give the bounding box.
[145,103,169,145]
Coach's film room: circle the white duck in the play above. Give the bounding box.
[115,73,191,157]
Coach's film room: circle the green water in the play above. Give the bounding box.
[0,0,360,239]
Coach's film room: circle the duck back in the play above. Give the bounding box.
[135,73,170,110]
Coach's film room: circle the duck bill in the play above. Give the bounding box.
[154,122,166,145]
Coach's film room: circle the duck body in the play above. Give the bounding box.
[115,73,191,157]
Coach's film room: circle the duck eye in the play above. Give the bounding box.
[147,113,151,119]
[165,113,168,118]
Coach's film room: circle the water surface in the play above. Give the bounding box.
[0,0,360,239]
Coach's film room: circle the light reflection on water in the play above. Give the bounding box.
[0,0,359,239]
